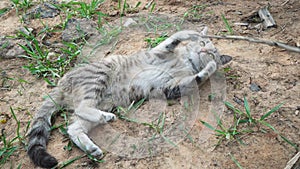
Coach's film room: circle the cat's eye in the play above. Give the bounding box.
[208,53,215,59]
[199,41,205,47]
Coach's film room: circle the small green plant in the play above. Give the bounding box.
[58,153,104,169]
[18,28,81,85]
[10,0,33,13]
[10,107,28,145]
[145,33,168,48]
[201,113,240,142]
[183,5,207,21]
[116,98,146,120]
[229,153,243,169]
[0,129,18,166]
[221,14,234,35]
[118,0,128,16]
[54,0,106,27]
[116,99,176,146]
[201,96,298,150]
[52,2,76,29]
[72,0,106,20]
[222,67,240,79]
[0,107,29,167]
[144,1,156,13]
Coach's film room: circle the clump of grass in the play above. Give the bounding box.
[54,0,106,27]
[18,27,81,85]
[74,0,105,19]
[0,107,29,167]
[117,0,143,16]
[201,97,298,168]
[0,129,18,166]
[147,1,156,13]
[10,0,33,13]
[183,5,207,21]
[71,0,106,25]
[201,96,298,150]
[145,33,168,48]
[118,0,128,16]
[116,99,176,146]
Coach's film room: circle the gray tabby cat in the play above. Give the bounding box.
[27,27,232,168]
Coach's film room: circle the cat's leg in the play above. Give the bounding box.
[67,101,116,157]
[151,28,208,55]
[196,60,217,84]
[68,118,103,157]
[75,106,116,123]
[165,60,217,99]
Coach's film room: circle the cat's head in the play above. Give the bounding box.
[149,28,232,72]
[182,27,232,72]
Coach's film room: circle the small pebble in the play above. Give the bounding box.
[233,95,243,105]
[250,83,261,92]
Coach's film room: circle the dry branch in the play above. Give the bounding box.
[201,35,300,53]
[284,151,300,169]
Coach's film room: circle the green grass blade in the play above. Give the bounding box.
[200,120,216,131]
[221,14,234,35]
[215,129,226,135]
[10,107,21,143]
[243,96,251,118]
[87,154,105,163]
[122,0,127,15]
[150,2,156,13]
[17,163,22,169]
[118,0,121,9]
[259,120,276,131]
[135,1,141,8]
[225,101,243,115]
[260,103,284,121]
[0,8,9,16]
[161,134,177,147]
[229,153,243,169]
[158,112,166,133]
[132,98,145,111]
[279,134,299,151]
[59,155,85,168]
[0,146,18,164]
[237,119,249,124]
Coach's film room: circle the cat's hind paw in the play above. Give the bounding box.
[87,144,104,158]
[103,112,117,122]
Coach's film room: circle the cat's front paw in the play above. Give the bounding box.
[103,112,117,122]
[87,144,103,158]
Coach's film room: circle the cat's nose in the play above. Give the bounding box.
[200,48,208,52]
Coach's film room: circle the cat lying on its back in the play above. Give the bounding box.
[27,27,232,168]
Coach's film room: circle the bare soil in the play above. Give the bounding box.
[0,0,299,169]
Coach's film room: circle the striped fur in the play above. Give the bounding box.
[27,28,232,168]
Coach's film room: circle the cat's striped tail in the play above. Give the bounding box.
[27,89,62,168]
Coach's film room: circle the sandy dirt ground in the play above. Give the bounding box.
[0,0,299,169]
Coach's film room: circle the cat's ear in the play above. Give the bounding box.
[200,27,208,35]
[220,55,232,65]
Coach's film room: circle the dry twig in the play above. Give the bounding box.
[284,151,300,169]
[201,35,300,53]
